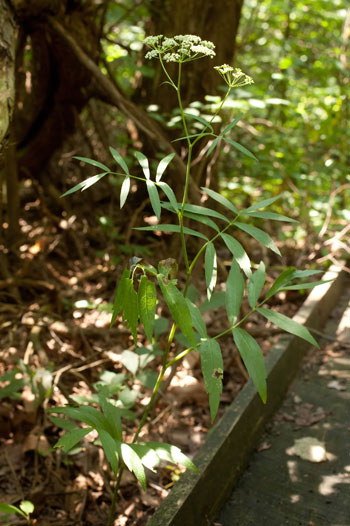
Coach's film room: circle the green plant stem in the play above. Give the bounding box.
[107,465,124,526]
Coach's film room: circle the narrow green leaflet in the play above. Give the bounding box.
[257,307,318,347]
[73,156,110,172]
[282,279,333,290]
[138,275,156,342]
[185,298,207,338]
[232,328,267,403]
[206,136,220,157]
[156,153,175,182]
[201,187,238,214]
[99,429,120,476]
[235,222,281,256]
[161,200,228,222]
[247,261,266,308]
[221,113,243,135]
[244,211,297,223]
[123,279,139,344]
[130,443,161,471]
[134,151,150,179]
[184,211,220,232]
[226,259,244,325]
[265,267,296,300]
[184,112,214,132]
[291,269,322,278]
[120,442,146,490]
[244,194,283,212]
[54,426,93,452]
[61,172,108,197]
[157,276,196,347]
[157,181,178,211]
[199,339,223,422]
[110,268,130,327]
[221,233,251,277]
[134,224,208,240]
[120,176,131,208]
[146,180,161,219]
[205,242,217,300]
[109,146,130,174]
[223,138,257,160]
[48,416,76,431]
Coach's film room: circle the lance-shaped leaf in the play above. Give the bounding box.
[161,201,228,222]
[138,275,156,342]
[235,222,281,256]
[73,156,110,172]
[157,181,178,211]
[221,113,243,135]
[123,279,139,344]
[205,242,217,300]
[247,261,266,308]
[199,339,223,422]
[146,180,161,220]
[120,176,131,208]
[156,153,175,182]
[110,268,130,327]
[206,136,220,157]
[184,112,214,132]
[221,233,251,277]
[134,224,208,240]
[135,151,150,179]
[244,194,283,212]
[281,279,334,291]
[109,147,130,174]
[61,172,109,197]
[99,429,120,476]
[226,259,245,325]
[157,276,196,347]
[54,426,93,452]
[184,211,220,232]
[186,299,207,338]
[233,328,267,403]
[98,394,123,441]
[201,187,238,214]
[0,503,27,518]
[257,307,318,347]
[265,267,296,300]
[120,442,146,490]
[223,138,257,160]
[244,210,297,223]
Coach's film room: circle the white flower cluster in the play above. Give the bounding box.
[144,34,216,63]
[214,65,254,88]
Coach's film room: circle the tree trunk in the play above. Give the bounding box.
[0,0,16,147]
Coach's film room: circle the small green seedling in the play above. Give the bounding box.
[0,500,34,525]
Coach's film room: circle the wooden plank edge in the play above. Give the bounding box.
[148,266,348,526]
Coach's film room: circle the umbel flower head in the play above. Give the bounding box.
[214,65,254,88]
[144,34,216,63]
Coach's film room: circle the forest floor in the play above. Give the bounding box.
[0,185,332,526]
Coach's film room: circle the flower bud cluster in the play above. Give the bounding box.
[144,34,216,63]
[214,65,254,88]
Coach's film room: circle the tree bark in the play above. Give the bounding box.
[0,0,16,148]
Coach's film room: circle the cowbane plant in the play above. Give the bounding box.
[51,34,326,524]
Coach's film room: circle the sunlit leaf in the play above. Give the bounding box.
[156,153,175,182]
[235,222,281,256]
[201,187,238,214]
[134,151,150,179]
[61,172,108,197]
[120,176,131,208]
[120,442,146,490]
[221,233,251,277]
[54,426,93,452]
[257,307,318,347]
[109,147,130,174]
[199,339,223,422]
[226,259,244,325]
[232,328,267,403]
[205,242,217,300]
[157,182,178,211]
